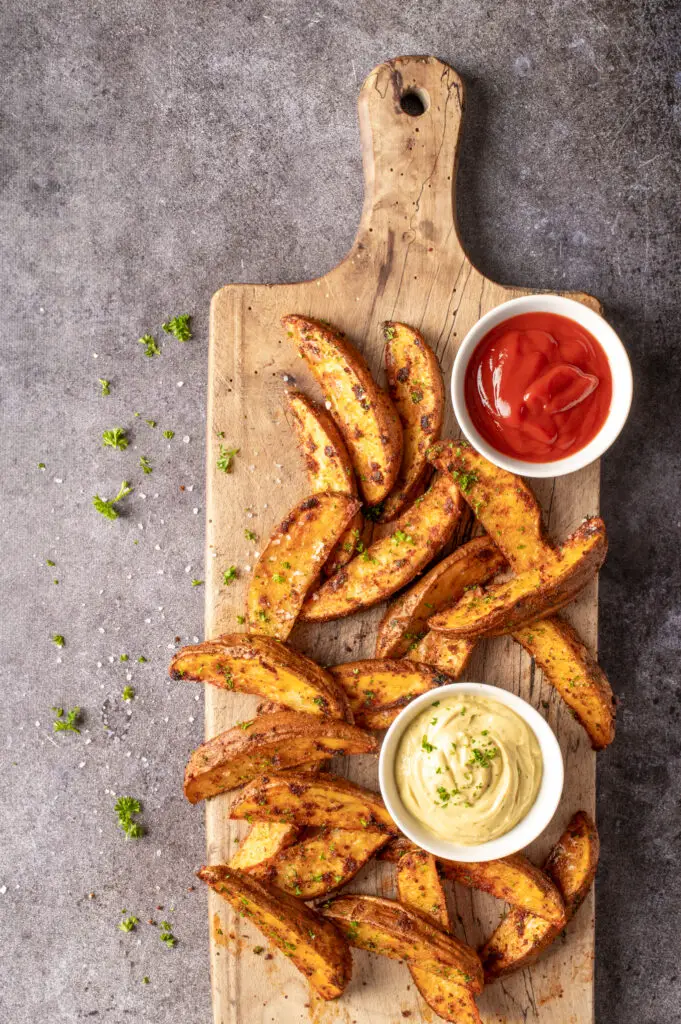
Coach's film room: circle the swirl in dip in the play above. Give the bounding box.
[395,695,542,844]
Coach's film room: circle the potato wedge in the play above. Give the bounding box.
[481,811,599,980]
[513,617,616,749]
[321,894,483,993]
[397,849,483,1023]
[230,822,300,871]
[329,660,447,729]
[380,322,444,521]
[375,536,506,658]
[377,835,419,863]
[428,517,607,637]
[198,865,351,999]
[283,314,402,504]
[439,853,566,925]
[300,473,465,622]
[231,771,398,834]
[184,713,377,803]
[247,492,361,638]
[427,439,556,572]
[406,632,477,679]
[248,827,389,898]
[169,633,350,721]
[286,391,364,573]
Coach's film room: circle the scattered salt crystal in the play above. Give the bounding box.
[183,436,190,443]
[177,381,184,388]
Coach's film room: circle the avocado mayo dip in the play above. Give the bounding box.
[395,695,542,844]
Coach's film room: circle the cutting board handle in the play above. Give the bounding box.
[355,55,466,259]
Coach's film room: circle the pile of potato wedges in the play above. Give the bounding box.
[170,316,614,1019]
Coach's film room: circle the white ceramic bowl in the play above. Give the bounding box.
[378,682,564,862]
[451,294,633,478]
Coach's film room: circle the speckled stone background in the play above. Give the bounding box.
[2,2,680,1022]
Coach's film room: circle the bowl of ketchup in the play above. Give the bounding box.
[452,295,633,477]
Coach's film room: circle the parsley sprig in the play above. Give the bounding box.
[114,796,144,839]
[217,445,239,473]
[162,314,192,342]
[93,481,133,520]
[102,428,129,451]
[52,706,81,733]
[139,334,161,357]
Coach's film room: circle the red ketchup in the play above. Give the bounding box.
[464,312,612,462]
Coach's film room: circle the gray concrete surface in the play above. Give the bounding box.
[1,2,680,1022]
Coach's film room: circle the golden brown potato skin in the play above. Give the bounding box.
[375,536,506,658]
[481,811,599,981]
[299,474,464,622]
[169,633,351,721]
[427,439,556,572]
[428,517,607,637]
[184,712,377,803]
[198,865,352,1000]
[380,322,444,521]
[247,827,389,898]
[229,822,299,871]
[396,848,483,1023]
[329,659,448,728]
[321,894,484,993]
[247,492,361,638]
[231,770,398,834]
[513,617,616,749]
[286,391,364,574]
[440,853,566,925]
[405,632,477,679]
[283,315,403,504]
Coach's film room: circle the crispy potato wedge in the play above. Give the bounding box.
[321,894,483,993]
[231,771,398,834]
[427,440,556,572]
[286,391,364,573]
[329,660,447,729]
[230,822,300,871]
[439,853,566,925]
[428,517,607,637]
[169,634,350,721]
[300,474,465,622]
[377,835,419,863]
[481,811,599,980]
[380,322,444,521]
[184,713,377,803]
[397,849,483,1023]
[375,536,506,658]
[248,827,389,898]
[405,632,477,679]
[513,616,616,749]
[198,865,351,999]
[283,314,402,504]
[247,492,361,638]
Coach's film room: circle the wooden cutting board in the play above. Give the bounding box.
[204,55,599,1024]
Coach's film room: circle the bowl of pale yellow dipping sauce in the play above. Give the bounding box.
[379,682,564,862]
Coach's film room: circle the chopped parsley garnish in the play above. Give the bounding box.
[410,389,423,404]
[114,796,144,839]
[191,579,203,587]
[451,469,478,493]
[244,528,257,542]
[52,633,65,648]
[38,462,46,470]
[122,686,135,701]
[392,528,414,545]
[120,654,128,662]
[99,378,111,396]
[222,566,238,585]
[119,915,139,932]
[363,502,384,522]
[163,430,174,439]
[162,314,192,342]
[217,445,239,473]
[239,720,255,730]
[138,656,147,663]
[383,325,396,340]
[436,785,451,804]
[421,736,436,753]
[52,706,80,733]
[256,610,269,622]
[142,976,150,984]
[102,428,129,451]
[139,456,153,475]
[468,747,499,769]
[93,481,133,520]
[252,945,264,955]
[282,560,291,569]
[139,334,161,357]
[272,573,286,583]
[46,559,56,567]
[236,614,246,625]
[159,927,177,947]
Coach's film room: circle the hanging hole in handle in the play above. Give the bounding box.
[400,88,429,117]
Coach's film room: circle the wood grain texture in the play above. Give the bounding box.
[204,55,600,1024]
